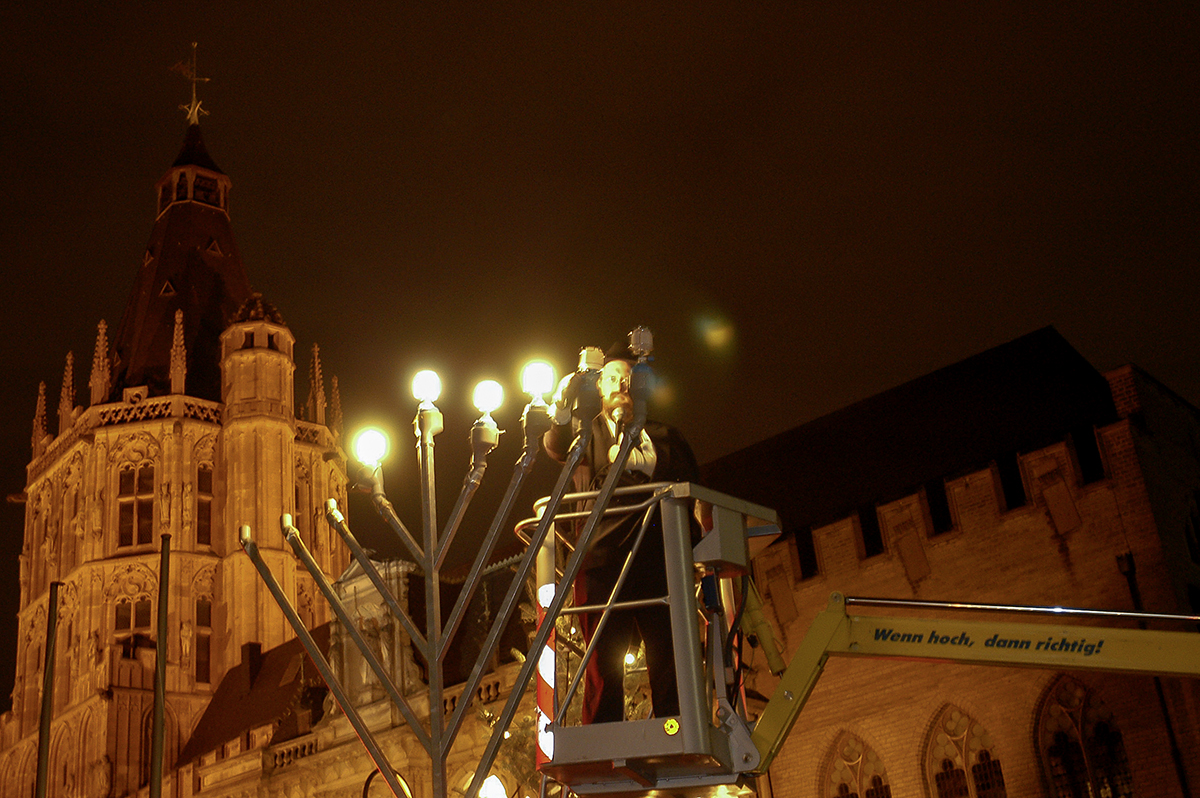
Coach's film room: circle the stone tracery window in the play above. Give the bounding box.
[1038,676,1134,798]
[925,705,1006,798]
[118,462,155,547]
[825,732,891,798]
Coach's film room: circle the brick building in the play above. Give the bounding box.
[705,327,1200,798]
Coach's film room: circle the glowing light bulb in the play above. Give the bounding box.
[624,652,636,666]
[521,360,555,400]
[473,380,504,415]
[412,369,442,404]
[353,428,389,467]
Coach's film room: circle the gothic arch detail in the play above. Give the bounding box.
[26,605,46,643]
[822,731,892,798]
[924,704,1007,798]
[49,720,80,797]
[191,564,216,597]
[105,562,158,599]
[193,432,216,463]
[57,579,80,621]
[109,431,161,465]
[1037,675,1134,798]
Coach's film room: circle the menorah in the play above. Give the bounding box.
[238,330,781,798]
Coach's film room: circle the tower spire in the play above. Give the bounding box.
[172,42,210,125]
[330,375,343,437]
[58,352,75,435]
[308,344,327,425]
[32,382,47,456]
[89,320,110,405]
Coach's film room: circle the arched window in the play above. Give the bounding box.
[824,732,891,798]
[118,463,155,547]
[1038,676,1134,798]
[925,705,1006,798]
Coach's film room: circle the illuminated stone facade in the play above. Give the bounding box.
[0,123,349,797]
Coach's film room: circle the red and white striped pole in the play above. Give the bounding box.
[535,519,557,770]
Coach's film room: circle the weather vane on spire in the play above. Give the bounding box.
[172,42,210,125]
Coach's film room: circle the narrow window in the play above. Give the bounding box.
[1070,426,1105,484]
[995,452,1027,510]
[115,601,132,632]
[935,760,970,798]
[925,478,954,535]
[858,505,885,558]
[134,598,151,629]
[795,528,820,579]
[118,463,155,547]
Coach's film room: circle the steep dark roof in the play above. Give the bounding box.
[108,127,253,401]
[172,124,224,173]
[702,327,1118,533]
[178,625,330,766]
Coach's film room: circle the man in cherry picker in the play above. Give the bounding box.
[543,338,699,724]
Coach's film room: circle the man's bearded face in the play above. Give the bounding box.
[599,360,632,418]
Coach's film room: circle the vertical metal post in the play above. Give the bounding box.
[34,581,60,798]
[417,405,446,798]
[151,533,171,797]
[662,497,708,753]
[241,528,411,798]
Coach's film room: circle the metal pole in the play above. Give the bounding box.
[439,402,550,664]
[240,526,411,798]
[416,404,446,798]
[326,500,429,657]
[444,421,593,745]
[281,516,432,753]
[150,534,171,797]
[844,595,1200,622]
[662,497,708,752]
[34,581,60,798]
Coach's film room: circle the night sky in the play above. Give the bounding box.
[0,5,1197,709]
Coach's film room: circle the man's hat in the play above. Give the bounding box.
[604,341,637,363]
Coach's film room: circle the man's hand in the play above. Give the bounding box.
[550,373,578,425]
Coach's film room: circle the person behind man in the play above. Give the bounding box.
[543,340,699,724]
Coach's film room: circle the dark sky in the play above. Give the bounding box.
[0,5,1197,708]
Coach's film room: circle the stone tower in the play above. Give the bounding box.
[0,117,349,797]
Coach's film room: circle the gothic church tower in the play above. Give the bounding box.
[0,106,349,797]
